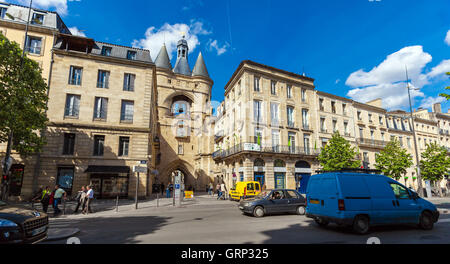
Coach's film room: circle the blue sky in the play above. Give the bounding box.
[8,0,450,111]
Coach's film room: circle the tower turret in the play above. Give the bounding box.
[173,36,191,75]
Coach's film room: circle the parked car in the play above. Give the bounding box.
[229,181,262,201]
[239,189,306,217]
[305,171,440,234]
[0,200,49,244]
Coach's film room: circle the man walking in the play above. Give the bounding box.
[74,186,87,213]
[40,186,51,213]
[83,185,94,214]
[53,185,66,216]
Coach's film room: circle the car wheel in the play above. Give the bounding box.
[253,206,265,218]
[314,217,329,227]
[296,205,306,215]
[353,215,370,235]
[418,211,434,230]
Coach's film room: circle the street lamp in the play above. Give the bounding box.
[405,66,424,197]
[1,0,33,201]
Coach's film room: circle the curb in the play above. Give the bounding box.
[45,228,80,242]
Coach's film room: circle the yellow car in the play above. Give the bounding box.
[229,181,262,201]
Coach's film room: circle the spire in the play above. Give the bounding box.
[173,36,191,75]
[155,44,172,69]
[192,52,210,78]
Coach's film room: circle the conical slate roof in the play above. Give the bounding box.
[154,44,172,69]
[192,52,209,78]
[173,56,191,75]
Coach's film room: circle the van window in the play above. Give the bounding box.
[364,176,395,198]
[255,183,260,191]
[247,183,254,191]
[389,183,410,199]
[339,174,369,198]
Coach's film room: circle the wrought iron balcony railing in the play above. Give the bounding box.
[212,143,320,159]
[356,138,387,148]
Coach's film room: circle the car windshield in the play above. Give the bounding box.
[0,201,6,206]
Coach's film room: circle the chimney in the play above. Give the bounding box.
[433,103,442,113]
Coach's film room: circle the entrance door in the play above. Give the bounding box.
[275,173,285,189]
[9,165,24,196]
[296,173,311,194]
[254,173,265,187]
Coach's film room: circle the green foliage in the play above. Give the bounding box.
[439,72,450,100]
[375,139,413,180]
[318,132,361,171]
[420,142,450,183]
[0,33,48,156]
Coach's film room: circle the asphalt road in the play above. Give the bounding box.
[43,197,450,244]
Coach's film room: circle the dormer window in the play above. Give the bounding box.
[127,50,137,60]
[0,7,7,19]
[31,13,44,25]
[101,46,112,56]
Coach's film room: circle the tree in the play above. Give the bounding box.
[0,33,48,156]
[438,72,450,100]
[420,142,450,197]
[375,139,413,181]
[318,132,361,171]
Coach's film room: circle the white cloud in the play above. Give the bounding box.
[132,21,211,61]
[17,0,69,15]
[346,45,449,110]
[207,39,229,56]
[68,26,85,37]
[420,96,446,109]
[445,30,450,46]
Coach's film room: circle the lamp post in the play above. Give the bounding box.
[406,66,424,197]
[1,0,33,201]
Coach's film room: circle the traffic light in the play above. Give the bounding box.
[1,174,8,184]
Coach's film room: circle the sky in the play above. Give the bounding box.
[6,0,450,112]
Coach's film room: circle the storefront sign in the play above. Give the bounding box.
[274,167,287,173]
[244,143,261,152]
[295,168,312,173]
[254,166,265,172]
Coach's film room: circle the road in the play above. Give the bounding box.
[43,196,450,244]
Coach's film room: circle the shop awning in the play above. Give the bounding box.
[84,166,130,174]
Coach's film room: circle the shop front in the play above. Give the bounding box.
[295,161,312,194]
[274,160,286,189]
[85,166,130,199]
[253,158,265,187]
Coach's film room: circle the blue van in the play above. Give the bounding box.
[305,171,440,234]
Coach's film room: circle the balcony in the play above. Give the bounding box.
[440,129,449,136]
[212,143,320,160]
[356,138,387,149]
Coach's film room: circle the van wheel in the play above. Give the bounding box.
[314,217,329,227]
[353,215,370,235]
[296,206,306,215]
[419,211,434,230]
[253,206,265,218]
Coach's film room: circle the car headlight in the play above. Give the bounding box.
[0,219,18,227]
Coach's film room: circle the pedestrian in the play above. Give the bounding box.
[74,186,87,213]
[166,184,171,198]
[208,183,213,196]
[83,185,94,214]
[40,186,51,213]
[221,182,227,200]
[53,185,67,215]
[216,183,221,198]
[160,183,165,196]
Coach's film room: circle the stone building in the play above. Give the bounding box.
[153,37,216,191]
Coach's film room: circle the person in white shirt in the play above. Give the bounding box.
[83,185,94,214]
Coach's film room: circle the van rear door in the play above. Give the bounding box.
[307,174,338,217]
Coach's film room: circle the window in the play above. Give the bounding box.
[68,66,82,85]
[407,137,411,148]
[371,130,375,141]
[320,118,326,132]
[301,89,306,102]
[344,121,349,135]
[302,109,309,129]
[363,152,369,163]
[94,97,108,120]
[332,119,337,132]
[331,101,336,114]
[303,135,310,154]
[270,102,279,125]
[63,133,75,155]
[272,130,280,151]
[357,111,362,121]
[93,135,105,156]
[389,183,410,199]
[97,70,110,88]
[121,101,134,122]
[381,132,385,142]
[123,73,135,91]
[172,100,189,116]
[288,132,296,153]
[25,36,42,54]
[57,167,74,195]
[368,114,373,123]
[319,98,324,111]
[64,94,80,118]
[379,116,384,125]
[254,76,260,92]
[342,104,347,115]
[287,85,292,98]
[1,7,7,19]
[359,127,364,138]
[127,50,137,60]
[31,13,44,25]
[287,106,294,127]
[285,190,299,199]
[254,127,263,144]
[399,136,403,147]
[253,100,262,122]
[176,121,187,138]
[101,46,112,56]
[178,144,184,155]
[118,137,130,157]
[271,81,277,95]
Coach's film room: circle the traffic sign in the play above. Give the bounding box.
[133,166,147,173]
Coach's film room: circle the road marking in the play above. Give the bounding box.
[438,218,450,223]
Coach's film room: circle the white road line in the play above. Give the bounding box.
[438,218,450,223]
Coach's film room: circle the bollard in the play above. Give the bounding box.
[115,195,119,212]
[157,192,159,207]
[63,199,66,215]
